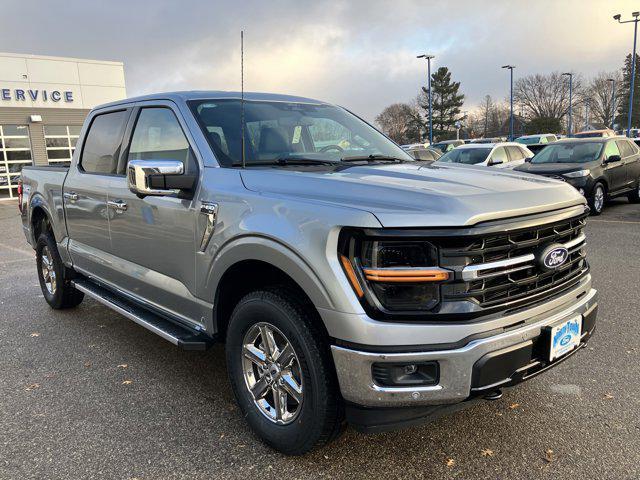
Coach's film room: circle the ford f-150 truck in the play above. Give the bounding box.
[19,91,598,455]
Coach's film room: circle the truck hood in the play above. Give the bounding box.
[240,163,585,227]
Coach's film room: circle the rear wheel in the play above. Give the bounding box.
[225,289,344,455]
[36,232,84,309]
[628,179,640,204]
[589,183,605,215]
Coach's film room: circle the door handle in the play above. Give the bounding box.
[63,192,78,202]
[107,200,128,212]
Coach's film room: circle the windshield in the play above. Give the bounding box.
[437,147,491,165]
[531,142,603,164]
[188,99,413,167]
[516,137,540,145]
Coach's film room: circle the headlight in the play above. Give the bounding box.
[563,169,590,178]
[339,231,450,312]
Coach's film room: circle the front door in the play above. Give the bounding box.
[64,108,131,280]
[106,104,205,327]
[603,140,626,192]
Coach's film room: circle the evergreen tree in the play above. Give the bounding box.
[418,66,465,140]
[615,53,640,129]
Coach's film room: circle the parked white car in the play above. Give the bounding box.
[436,142,534,169]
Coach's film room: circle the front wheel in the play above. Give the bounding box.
[36,233,84,309]
[225,289,344,455]
[589,183,605,216]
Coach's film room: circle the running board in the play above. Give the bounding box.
[72,279,213,351]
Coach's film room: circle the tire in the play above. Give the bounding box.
[628,179,640,204]
[225,288,344,455]
[36,232,84,309]
[588,183,605,216]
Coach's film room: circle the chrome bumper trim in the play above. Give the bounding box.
[331,288,597,407]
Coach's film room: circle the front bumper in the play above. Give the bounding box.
[331,287,597,408]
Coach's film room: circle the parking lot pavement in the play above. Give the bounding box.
[1,199,639,480]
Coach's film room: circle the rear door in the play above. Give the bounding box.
[105,102,205,328]
[64,108,131,279]
[616,139,640,189]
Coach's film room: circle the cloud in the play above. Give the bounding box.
[1,0,638,120]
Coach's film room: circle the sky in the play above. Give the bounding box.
[2,0,638,121]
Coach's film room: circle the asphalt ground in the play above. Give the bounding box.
[0,198,639,479]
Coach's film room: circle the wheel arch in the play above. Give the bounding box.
[207,237,335,340]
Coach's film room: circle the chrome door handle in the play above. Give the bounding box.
[107,200,128,212]
[63,192,78,202]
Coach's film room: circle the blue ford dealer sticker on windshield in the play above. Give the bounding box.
[549,316,582,361]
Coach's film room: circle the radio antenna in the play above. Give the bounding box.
[241,30,246,169]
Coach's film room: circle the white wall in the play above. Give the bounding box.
[0,52,126,109]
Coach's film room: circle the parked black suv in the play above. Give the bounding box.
[515,137,640,215]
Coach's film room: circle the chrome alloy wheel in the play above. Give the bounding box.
[40,246,57,295]
[594,185,605,213]
[241,322,303,425]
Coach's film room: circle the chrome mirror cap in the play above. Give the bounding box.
[127,159,183,196]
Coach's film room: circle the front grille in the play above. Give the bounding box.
[439,212,589,310]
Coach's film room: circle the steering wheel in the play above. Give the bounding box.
[319,145,344,153]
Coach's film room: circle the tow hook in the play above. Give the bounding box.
[484,389,503,401]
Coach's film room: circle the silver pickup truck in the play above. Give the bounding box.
[19,91,598,455]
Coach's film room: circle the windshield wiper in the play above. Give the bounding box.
[240,157,339,166]
[340,154,409,163]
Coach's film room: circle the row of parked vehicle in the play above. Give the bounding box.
[401,128,640,215]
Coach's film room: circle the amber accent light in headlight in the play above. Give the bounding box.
[363,268,450,283]
[340,254,364,297]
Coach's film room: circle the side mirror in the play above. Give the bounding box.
[605,154,622,164]
[127,159,193,196]
[525,156,533,162]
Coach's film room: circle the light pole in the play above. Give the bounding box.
[614,11,640,137]
[608,78,616,129]
[502,65,515,140]
[417,54,435,144]
[562,72,574,136]
[584,99,589,130]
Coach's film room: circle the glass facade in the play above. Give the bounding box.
[0,125,33,200]
[45,125,81,165]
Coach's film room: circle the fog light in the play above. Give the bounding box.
[372,361,439,387]
[578,188,585,196]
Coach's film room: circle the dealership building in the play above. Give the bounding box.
[0,52,126,200]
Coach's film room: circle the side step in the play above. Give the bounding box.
[72,279,214,351]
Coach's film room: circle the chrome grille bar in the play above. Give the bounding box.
[462,233,586,281]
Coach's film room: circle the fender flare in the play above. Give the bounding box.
[205,235,335,311]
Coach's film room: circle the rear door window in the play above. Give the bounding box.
[616,140,634,158]
[506,146,524,161]
[80,110,129,174]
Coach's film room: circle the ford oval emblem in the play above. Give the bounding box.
[539,244,569,270]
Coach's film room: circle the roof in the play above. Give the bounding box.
[95,90,329,110]
[434,139,464,145]
[516,133,555,139]
[456,142,524,149]
[0,51,123,66]
[555,136,618,144]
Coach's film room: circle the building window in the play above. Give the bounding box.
[44,125,81,165]
[0,125,33,200]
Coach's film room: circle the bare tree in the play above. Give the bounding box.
[586,71,622,129]
[375,103,423,144]
[514,72,583,121]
